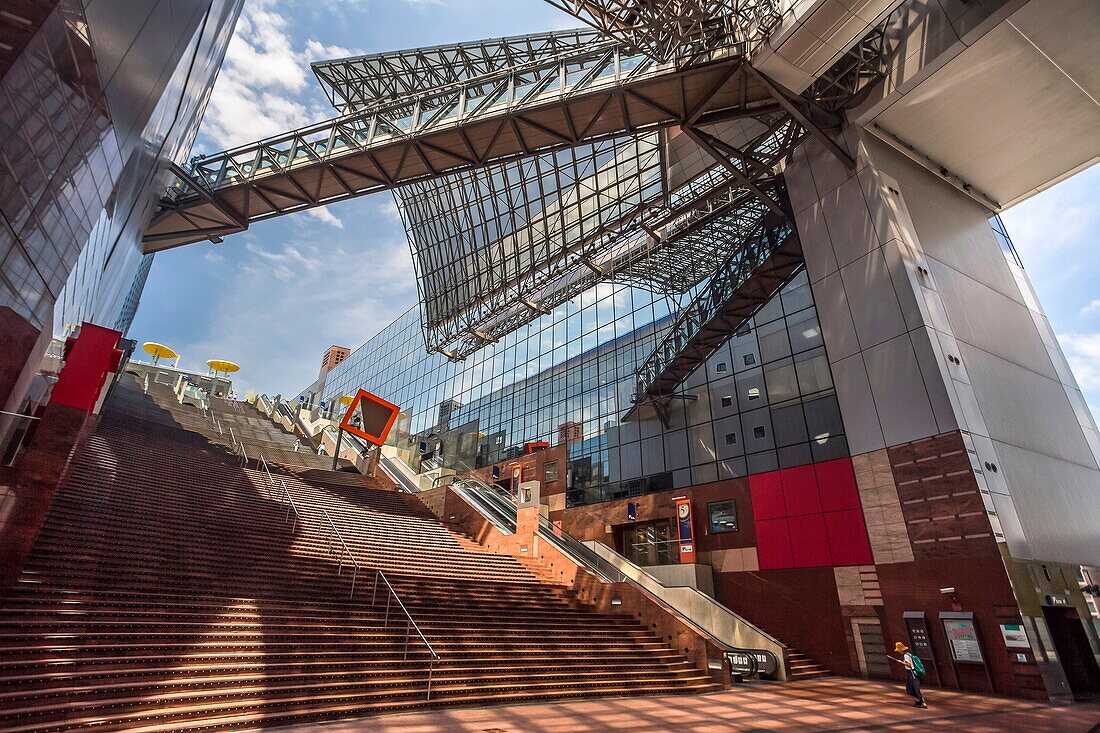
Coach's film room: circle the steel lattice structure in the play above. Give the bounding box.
[541,0,784,62]
[312,29,605,112]
[402,108,802,359]
[144,2,894,381]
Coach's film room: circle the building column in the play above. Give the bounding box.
[785,126,1100,700]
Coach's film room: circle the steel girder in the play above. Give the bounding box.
[625,210,804,422]
[143,36,779,251]
[312,29,605,112]
[541,0,784,62]
[406,107,801,360]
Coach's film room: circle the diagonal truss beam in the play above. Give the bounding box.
[143,38,775,251]
[745,64,855,170]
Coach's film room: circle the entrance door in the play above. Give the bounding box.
[620,520,675,567]
[1042,605,1100,699]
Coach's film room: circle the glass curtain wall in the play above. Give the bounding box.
[323,265,848,507]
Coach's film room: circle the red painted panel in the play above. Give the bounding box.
[50,323,122,414]
[816,458,861,512]
[823,509,874,566]
[748,470,786,521]
[779,463,821,517]
[788,514,832,568]
[755,517,794,570]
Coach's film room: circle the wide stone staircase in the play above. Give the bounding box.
[0,375,719,731]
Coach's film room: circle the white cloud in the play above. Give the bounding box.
[1059,332,1100,393]
[178,236,417,397]
[202,250,225,264]
[304,206,344,229]
[1079,299,1100,319]
[199,0,361,149]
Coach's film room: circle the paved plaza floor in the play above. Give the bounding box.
[279,678,1100,732]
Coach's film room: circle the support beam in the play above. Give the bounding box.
[745,65,855,170]
[681,127,786,217]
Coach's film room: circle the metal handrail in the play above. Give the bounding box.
[0,410,40,420]
[372,569,439,700]
[321,508,360,598]
[281,479,299,532]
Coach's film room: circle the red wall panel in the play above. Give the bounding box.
[780,464,822,516]
[748,470,786,520]
[816,459,861,512]
[788,514,832,567]
[755,517,794,570]
[749,458,872,570]
[823,509,874,565]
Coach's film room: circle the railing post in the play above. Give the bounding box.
[385,592,391,628]
[372,571,379,606]
[351,567,357,599]
[427,659,434,701]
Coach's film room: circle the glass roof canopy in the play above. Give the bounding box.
[147,1,887,366]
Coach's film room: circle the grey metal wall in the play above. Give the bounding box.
[786,127,1100,566]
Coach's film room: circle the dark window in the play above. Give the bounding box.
[747,387,760,401]
[721,395,733,408]
[743,353,756,366]
[724,432,737,446]
[716,362,728,373]
[753,425,766,439]
[708,500,738,533]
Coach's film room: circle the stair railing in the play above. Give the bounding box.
[280,479,299,533]
[321,508,361,599]
[372,569,439,700]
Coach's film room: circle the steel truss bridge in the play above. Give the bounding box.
[145,0,893,416]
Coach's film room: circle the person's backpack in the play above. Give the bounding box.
[911,653,926,678]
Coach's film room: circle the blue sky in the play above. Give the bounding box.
[129,0,1100,417]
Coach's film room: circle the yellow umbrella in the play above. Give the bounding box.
[206,359,240,375]
[143,342,178,366]
[339,395,354,406]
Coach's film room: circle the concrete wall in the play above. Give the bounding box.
[785,127,1100,567]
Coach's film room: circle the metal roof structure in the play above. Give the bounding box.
[541,0,784,62]
[143,0,891,382]
[312,29,605,112]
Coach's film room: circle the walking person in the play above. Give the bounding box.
[888,641,928,708]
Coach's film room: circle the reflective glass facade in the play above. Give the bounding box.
[0,0,242,337]
[322,261,848,507]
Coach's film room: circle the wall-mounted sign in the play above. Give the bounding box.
[903,611,938,682]
[627,502,637,521]
[1044,595,1069,607]
[675,498,695,563]
[999,623,1030,649]
[942,618,985,663]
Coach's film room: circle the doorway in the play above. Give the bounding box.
[1042,605,1100,699]
[618,519,676,567]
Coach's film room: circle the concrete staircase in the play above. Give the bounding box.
[0,375,719,731]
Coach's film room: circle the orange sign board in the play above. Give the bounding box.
[339,389,400,446]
